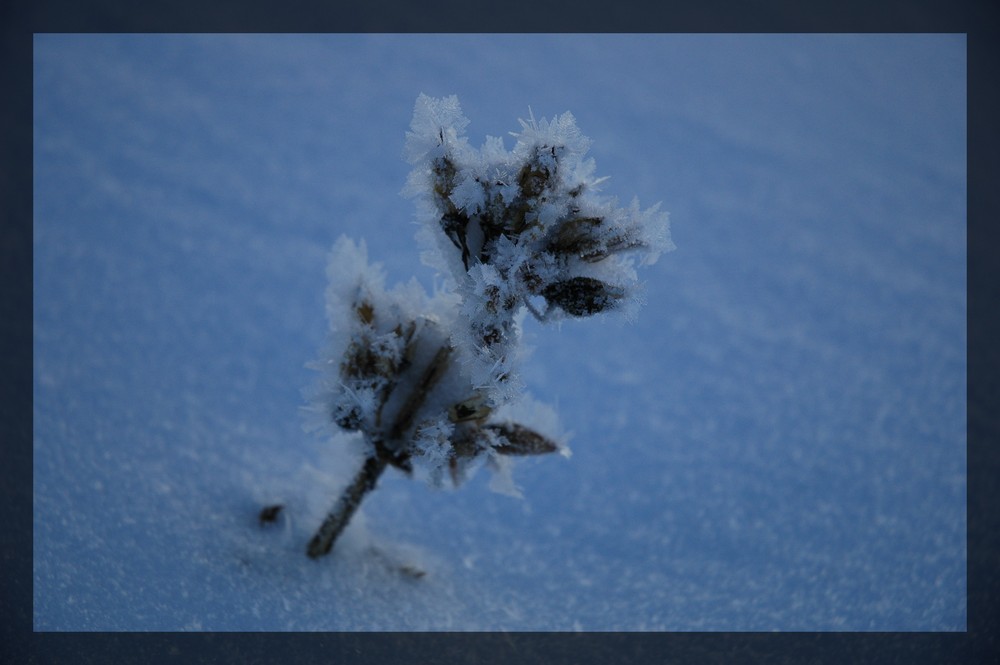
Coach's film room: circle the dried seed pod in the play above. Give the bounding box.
[518,163,550,198]
[580,236,646,263]
[341,340,389,380]
[432,155,476,264]
[548,217,646,263]
[355,299,375,325]
[487,423,559,456]
[548,216,604,258]
[431,155,459,201]
[448,393,492,423]
[542,277,625,317]
[340,316,414,385]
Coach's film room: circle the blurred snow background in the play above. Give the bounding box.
[33,34,966,631]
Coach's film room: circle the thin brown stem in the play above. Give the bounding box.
[307,454,388,558]
[389,344,452,441]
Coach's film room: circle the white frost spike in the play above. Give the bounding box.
[450,174,487,215]
[324,236,380,330]
[404,93,471,164]
[486,453,523,499]
[514,110,592,164]
[634,199,675,264]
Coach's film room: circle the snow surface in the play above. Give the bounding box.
[33,34,966,631]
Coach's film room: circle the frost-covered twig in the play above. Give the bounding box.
[307,454,387,558]
[301,95,672,558]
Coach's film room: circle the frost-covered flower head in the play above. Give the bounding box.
[301,95,673,558]
[310,237,565,494]
[404,94,673,400]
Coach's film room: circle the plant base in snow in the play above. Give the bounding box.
[303,95,672,558]
[307,455,387,558]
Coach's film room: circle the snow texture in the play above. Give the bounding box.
[34,34,965,631]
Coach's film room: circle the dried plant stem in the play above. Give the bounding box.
[389,345,452,441]
[307,454,388,558]
[307,343,453,558]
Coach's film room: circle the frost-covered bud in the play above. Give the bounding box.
[403,94,673,396]
[309,236,563,490]
[546,215,644,263]
[330,304,413,435]
[443,419,560,487]
[541,276,626,317]
[517,155,552,199]
[487,422,560,456]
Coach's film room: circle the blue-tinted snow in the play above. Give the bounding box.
[33,34,966,631]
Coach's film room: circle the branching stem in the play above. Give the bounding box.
[306,453,387,558]
[307,343,453,558]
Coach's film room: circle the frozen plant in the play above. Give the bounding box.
[302,94,673,559]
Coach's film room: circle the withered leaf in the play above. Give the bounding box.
[487,422,559,456]
[548,216,604,255]
[548,217,647,263]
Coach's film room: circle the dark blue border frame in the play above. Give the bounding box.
[5,1,995,662]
